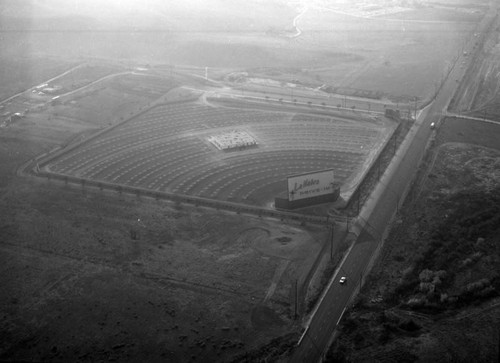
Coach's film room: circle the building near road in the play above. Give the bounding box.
[42,85,63,94]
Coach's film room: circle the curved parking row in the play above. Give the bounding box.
[45,101,382,206]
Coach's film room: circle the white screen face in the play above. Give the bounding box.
[287,169,334,201]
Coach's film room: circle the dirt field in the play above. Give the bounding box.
[0,167,330,362]
[327,117,500,362]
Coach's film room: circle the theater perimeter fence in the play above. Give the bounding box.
[344,119,403,215]
[24,95,382,225]
[32,166,343,225]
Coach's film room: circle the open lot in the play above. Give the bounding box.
[0,177,328,362]
[41,98,397,207]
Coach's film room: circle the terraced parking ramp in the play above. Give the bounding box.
[38,98,398,208]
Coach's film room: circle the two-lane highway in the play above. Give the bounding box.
[291,7,498,362]
[295,236,377,362]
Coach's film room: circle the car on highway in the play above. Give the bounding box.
[339,276,347,284]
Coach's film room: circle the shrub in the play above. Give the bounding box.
[460,258,473,268]
[465,278,490,293]
[432,276,442,286]
[419,269,434,282]
[434,270,447,279]
[401,266,414,279]
[440,293,448,303]
[419,282,435,294]
[407,296,426,308]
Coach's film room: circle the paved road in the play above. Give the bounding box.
[172,64,405,114]
[291,7,498,363]
[56,71,133,100]
[294,231,377,362]
[0,63,85,105]
[232,85,403,115]
[445,113,500,125]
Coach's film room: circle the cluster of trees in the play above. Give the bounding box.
[393,186,500,311]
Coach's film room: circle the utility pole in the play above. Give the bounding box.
[294,279,298,320]
[414,97,418,120]
[357,188,361,215]
[330,224,334,260]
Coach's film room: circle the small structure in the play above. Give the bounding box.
[42,85,62,94]
[208,130,257,151]
[51,96,61,106]
[9,113,23,123]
